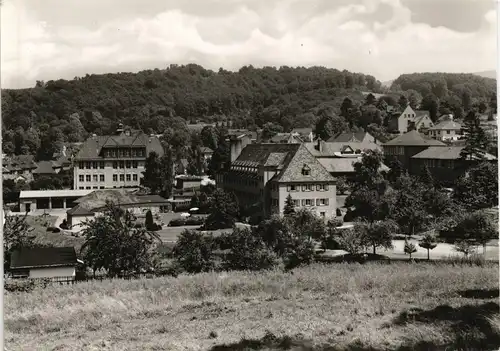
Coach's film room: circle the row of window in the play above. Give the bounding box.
[79,161,105,169]
[103,148,146,158]
[385,146,404,156]
[424,159,454,169]
[78,174,139,182]
[78,161,140,169]
[286,184,329,192]
[79,186,105,190]
[271,198,330,207]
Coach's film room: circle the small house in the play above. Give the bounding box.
[9,247,80,282]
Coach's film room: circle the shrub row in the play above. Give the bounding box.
[168,216,205,227]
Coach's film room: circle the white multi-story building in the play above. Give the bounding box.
[73,125,163,190]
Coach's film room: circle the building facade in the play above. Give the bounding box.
[382,130,446,169]
[221,143,337,220]
[428,120,462,141]
[389,106,435,134]
[73,126,163,190]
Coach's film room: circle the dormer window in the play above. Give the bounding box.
[302,164,311,176]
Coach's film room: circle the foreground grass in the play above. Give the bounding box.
[5,263,500,351]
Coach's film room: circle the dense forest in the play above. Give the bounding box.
[1,64,496,159]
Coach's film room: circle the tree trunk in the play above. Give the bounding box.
[483,243,487,255]
[427,249,430,261]
[409,252,412,260]
[373,245,376,254]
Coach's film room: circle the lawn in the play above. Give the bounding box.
[24,214,85,251]
[5,263,499,350]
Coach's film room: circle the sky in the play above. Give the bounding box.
[1,0,497,89]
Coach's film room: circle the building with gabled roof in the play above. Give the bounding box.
[428,120,462,141]
[388,105,435,134]
[410,146,497,186]
[73,125,163,190]
[221,143,336,219]
[9,247,80,282]
[382,130,445,168]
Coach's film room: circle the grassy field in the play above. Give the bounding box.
[24,215,85,251]
[5,262,499,351]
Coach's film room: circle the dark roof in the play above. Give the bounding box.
[32,161,57,174]
[412,146,497,160]
[75,132,163,160]
[66,204,95,216]
[231,143,334,183]
[382,130,446,147]
[10,247,77,269]
[4,155,37,171]
[328,132,368,143]
[269,133,303,144]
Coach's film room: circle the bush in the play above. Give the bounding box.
[172,230,216,273]
[4,279,50,293]
[168,216,205,227]
[59,220,69,230]
[283,238,316,270]
[222,228,280,271]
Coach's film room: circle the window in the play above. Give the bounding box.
[126,174,131,182]
[320,212,325,218]
[93,175,98,182]
[133,174,138,181]
[126,161,131,169]
[105,150,110,158]
[79,187,84,190]
[111,149,116,157]
[113,161,118,169]
[118,149,124,157]
[79,175,84,182]
[132,161,138,168]
[93,186,98,189]
[113,175,118,182]
[100,186,105,189]
[120,174,124,181]
[78,162,83,169]
[85,162,90,169]
[301,199,313,206]
[86,186,91,190]
[446,130,450,134]
[86,175,91,182]
[125,149,130,157]
[293,200,300,206]
[316,198,329,206]
[288,185,298,192]
[92,162,98,169]
[119,161,124,169]
[99,175,105,182]
[131,149,137,157]
[306,184,314,191]
[301,164,311,176]
[99,161,104,169]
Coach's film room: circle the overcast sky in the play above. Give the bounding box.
[1,0,497,89]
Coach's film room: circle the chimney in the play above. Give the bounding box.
[316,137,323,152]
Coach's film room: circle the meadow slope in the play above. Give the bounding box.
[5,263,500,351]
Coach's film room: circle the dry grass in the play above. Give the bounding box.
[5,263,499,351]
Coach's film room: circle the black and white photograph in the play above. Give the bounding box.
[1,0,499,350]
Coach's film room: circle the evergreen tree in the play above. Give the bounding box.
[141,152,162,194]
[160,147,174,199]
[283,194,295,217]
[145,210,155,231]
[459,112,490,161]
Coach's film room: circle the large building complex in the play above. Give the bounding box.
[220,143,337,220]
[73,125,163,190]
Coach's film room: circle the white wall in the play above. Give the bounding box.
[29,266,76,279]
